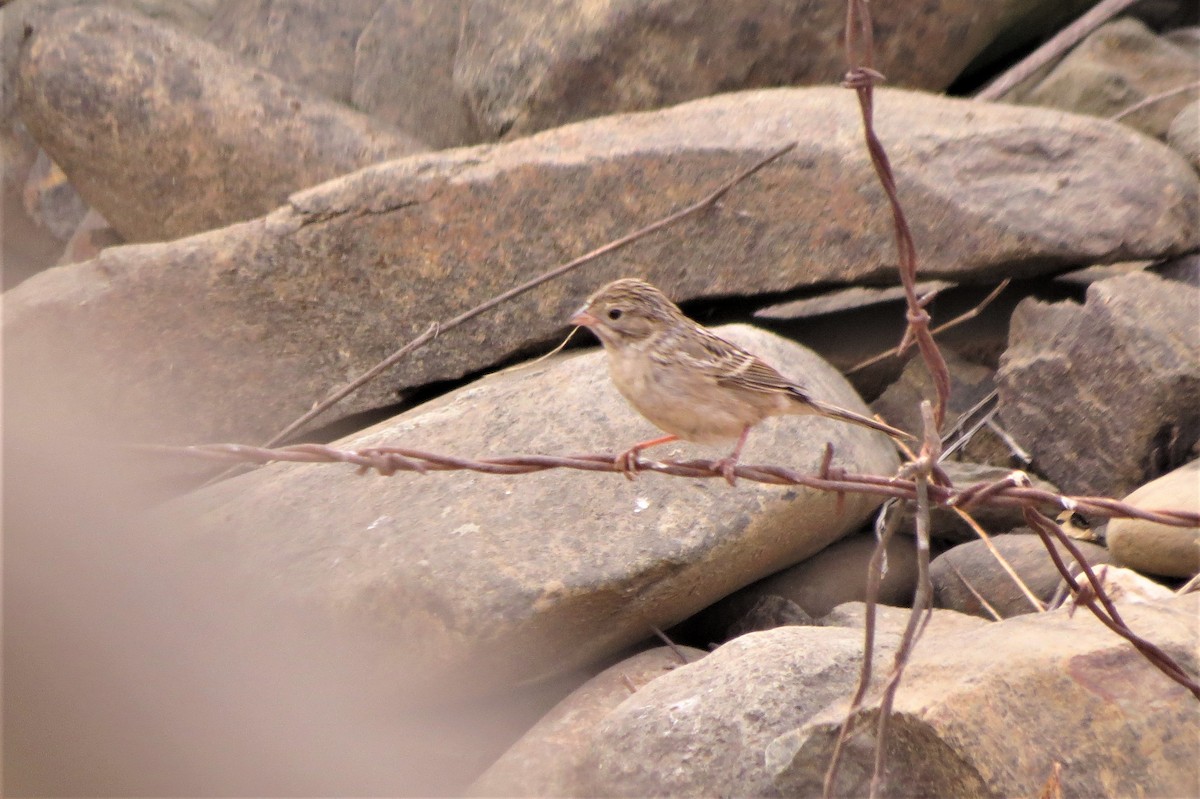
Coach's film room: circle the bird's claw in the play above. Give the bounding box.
[712,457,739,486]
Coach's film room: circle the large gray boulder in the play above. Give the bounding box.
[149,325,900,696]
[7,88,1197,446]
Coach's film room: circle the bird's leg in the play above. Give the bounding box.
[616,434,679,480]
[712,425,752,486]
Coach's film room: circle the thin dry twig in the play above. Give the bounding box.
[647,623,692,665]
[1047,562,1083,610]
[975,0,1142,101]
[1177,572,1200,596]
[1110,81,1200,122]
[944,559,1004,621]
[953,506,1046,613]
[261,142,798,448]
[846,279,1010,375]
[985,418,1033,465]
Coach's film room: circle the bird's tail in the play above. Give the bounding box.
[805,397,913,442]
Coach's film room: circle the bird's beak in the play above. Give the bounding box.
[570,306,597,327]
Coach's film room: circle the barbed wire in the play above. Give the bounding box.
[137,0,1200,790]
[1025,507,1200,699]
[144,442,1200,529]
[826,0,1200,794]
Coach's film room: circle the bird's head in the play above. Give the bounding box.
[1055,509,1106,544]
[570,278,685,347]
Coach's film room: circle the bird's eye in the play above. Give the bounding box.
[1070,512,1091,529]
[607,308,623,321]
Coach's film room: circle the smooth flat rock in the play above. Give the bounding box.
[680,531,920,646]
[149,325,899,696]
[17,5,425,242]
[2,0,221,127]
[1019,18,1200,140]
[997,272,1200,497]
[755,281,953,320]
[1168,102,1200,172]
[587,625,895,797]
[821,600,988,638]
[1155,252,1200,287]
[0,0,216,283]
[931,534,1113,618]
[577,606,983,796]
[7,87,1198,446]
[1107,461,1200,578]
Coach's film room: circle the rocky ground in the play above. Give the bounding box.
[4,1,1198,796]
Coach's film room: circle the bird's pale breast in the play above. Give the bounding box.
[604,338,777,443]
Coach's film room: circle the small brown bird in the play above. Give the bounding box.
[1055,508,1106,544]
[570,278,910,483]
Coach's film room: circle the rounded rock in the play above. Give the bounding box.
[1107,461,1200,578]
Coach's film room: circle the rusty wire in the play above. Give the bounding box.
[143,442,1200,529]
[1024,507,1200,699]
[841,43,950,431]
[145,0,1198,786]
[826,0,949,792]
[824,0,1200,794]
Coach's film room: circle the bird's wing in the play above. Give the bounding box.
[664,326,813,400]
[653,322,912,441]
[719,356,810,396]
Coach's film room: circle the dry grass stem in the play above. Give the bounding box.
[944,559,1004,621]
[953,507,1046,612]
[865,402,939,798]
[846,279,1010,375]
[1110,81,1200,122]
[985,418,1033,465]
[821,508,903,797]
